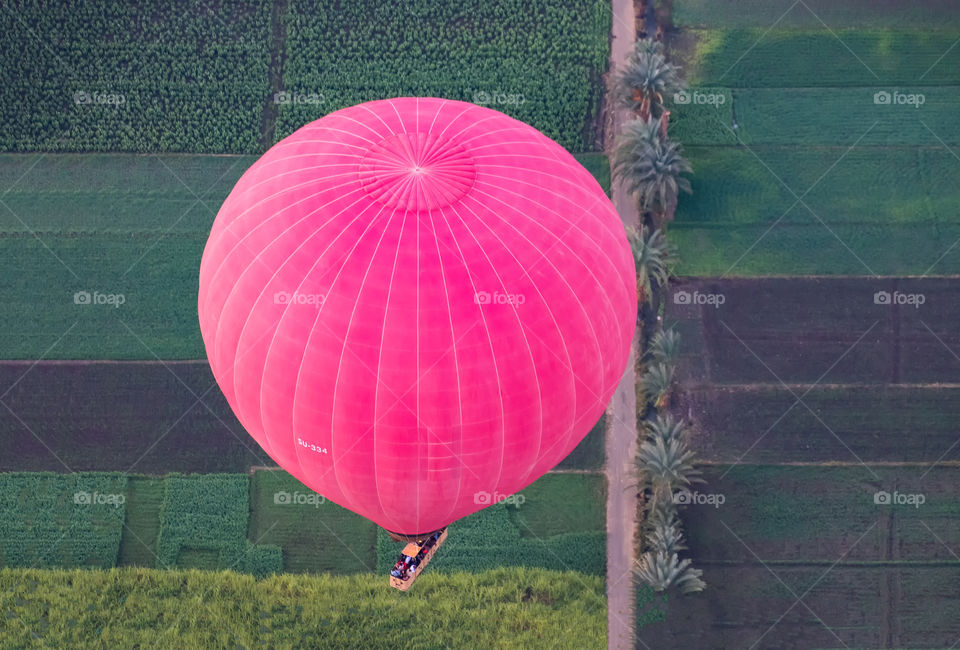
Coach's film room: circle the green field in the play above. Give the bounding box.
[377,473,606,575]
[0,152,609,359]
[0,566,606,649]
[667,145,960,276]
[678,29,960,87]
[0,472,127,568]
[670,87,960,146]
[673,0,960,28]
[248,470,377,574]
[117,476,165,567]
[279,0,610,152]
[0,0,271,153]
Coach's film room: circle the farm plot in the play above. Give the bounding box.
[0,152,608,360]
[248,469,377,574]
[0,0,271,153]
[677,29,960,88]
[0,361,269,473]
[376,473,606,575]
[154,474,281,577]
[0,472,127,568]
[667,277,960,384]
[674,385,960,463]
[671,87,960,146]
[673,0,960,28]
[682,465,960,562]
[637,564,960,649]
[279,0,611,152]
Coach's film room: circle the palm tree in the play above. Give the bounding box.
[614,136,692,226]
[637,434,703,493]
[648,327,681,365]
[639,361,674,409]
[644,412,689,445]
[626,225,673,305]
[635,551,706,593]
[645,499,686,554]
[616,39,682,121]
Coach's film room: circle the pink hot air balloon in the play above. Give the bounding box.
[198,97,635,538]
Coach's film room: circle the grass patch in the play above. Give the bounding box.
[0,566,606,649]
[573,152,611,195]
[680,29,960,87]
[510,473,605,538]
[555,413,606,470]
[248,470,377,574]
[117,476,164,567]
[673,0,960,28]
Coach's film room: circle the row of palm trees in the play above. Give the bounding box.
[613,37,705,595]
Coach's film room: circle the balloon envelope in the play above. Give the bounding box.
[198,97,635,534]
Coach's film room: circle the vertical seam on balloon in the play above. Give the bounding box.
[424,209,466,529]
[445,198,543,495]
[436,198,507,509]
[464,183,618,465]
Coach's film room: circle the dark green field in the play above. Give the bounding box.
[248,470,377,574]
[673,0,960,28]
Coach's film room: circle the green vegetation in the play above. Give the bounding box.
[0,472,126,568]
[0,566,606,649]
[680,29,960,87]
[248,470,377,574]
[280,0,611,151]
[555,413,606,470]
[155,474,281,577]
[509,473,605,538]
[0,1,270,153]
[377,473,606,575]
[573,153,612,196]
[117,476,164,567]
[0,152,609,359]
[673,1,960,28]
